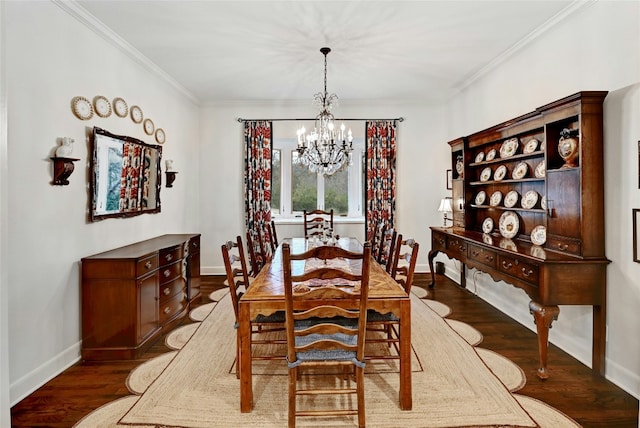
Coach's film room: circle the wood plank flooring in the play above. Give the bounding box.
[10,274,639,427]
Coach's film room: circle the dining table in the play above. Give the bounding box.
[238,236,412,412]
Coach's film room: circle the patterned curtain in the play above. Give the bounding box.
[244,120,273,245]
[365,120,397,243]
[120,142,142,212]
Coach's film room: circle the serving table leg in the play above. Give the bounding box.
[529,301,560,380]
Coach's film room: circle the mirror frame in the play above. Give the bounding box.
[89,127,162,221]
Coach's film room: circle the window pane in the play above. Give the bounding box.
[291,151,317,213]
[324,166,348,216]
[270,149,281,215]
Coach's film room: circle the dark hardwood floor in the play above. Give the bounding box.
[10,274,639,427]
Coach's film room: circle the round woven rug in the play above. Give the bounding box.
[190,302,216,321]
[209,288,229,302]
[165,323,200,350]
[515,394,582,427]
[477,348,526,392]
[423,299,452,318]
[72,395,143,428]
[446,319,483,346]
[411,287,428,299]
[126,351,177,394]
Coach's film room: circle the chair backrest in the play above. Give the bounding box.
[378,227,398,273]
[282,242,371,367]
[303,209,334,239]
[246,230,265,276]
[391,238,420,294]
[269,220,279,249]
[370,222,386,261]
[221,236,252,321]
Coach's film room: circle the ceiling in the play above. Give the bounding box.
[76,1,573,105]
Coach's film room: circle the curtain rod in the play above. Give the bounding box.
[236,117,404,123]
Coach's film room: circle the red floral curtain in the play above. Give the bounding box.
[244,121,273,245]
[365,120,397,243]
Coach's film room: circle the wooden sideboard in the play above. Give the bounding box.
[81,234,201,361]
[429,92,609,379]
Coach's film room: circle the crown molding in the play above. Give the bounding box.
[52,0,199,105]
[456,0,596,94]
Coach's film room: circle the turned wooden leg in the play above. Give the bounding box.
[427,249,438,288]
[529,301,560,380]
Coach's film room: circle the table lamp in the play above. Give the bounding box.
[438,197,453,227]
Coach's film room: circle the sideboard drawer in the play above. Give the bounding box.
[159,260,182,284]
[468,243,497,269]
[498,255,539,284]
[447,237,468,258]
[546,235,581,257]
[160,277,186,303]
[159,245,183,267]
[432,232,447,252]
[136,254,158,277]
[160,292,188,324]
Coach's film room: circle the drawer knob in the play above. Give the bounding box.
[502,260,513,269]
[522,267,534,277]
[460,246,466,251]
[471,250,479,257]
[163,287,171,295]
[485,255,494,262]
[164,269,171,278]
[165,254,173,262]
[164,306,171,314]
[558,243,569,251]
[145,261,152,269]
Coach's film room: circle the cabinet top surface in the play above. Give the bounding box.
[430,227,609,264]
[82,234,200,261]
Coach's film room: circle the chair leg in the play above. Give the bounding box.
[288,367,297,428]
[356,366,366,428]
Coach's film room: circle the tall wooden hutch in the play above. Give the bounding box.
[428,91,609,378]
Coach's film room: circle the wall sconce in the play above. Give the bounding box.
[50,137,79,185]
[165,159,177,188]
[438,197,453,227]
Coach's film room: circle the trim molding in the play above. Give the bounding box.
[52,0,199,104]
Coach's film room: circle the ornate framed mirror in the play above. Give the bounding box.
[90,127,162,221]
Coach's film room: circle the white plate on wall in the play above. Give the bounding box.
[482,217,494,234]
[503,190,520,208]
[475,152,485,163]
[523,138,540,154]
[512,162,529,179]
[499,211,520,239]
[489,191,503,207]
[475,191,487,205]
[534,160,546,178]
[500,138,519,158]
[521,190,539,209]
[494,165,507,181]
[486,148,497,161]
[480,167,492,182]
[530,225,547,246]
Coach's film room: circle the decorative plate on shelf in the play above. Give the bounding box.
[482,233,494,245]
[475,191,487,205]
[482,217,494,234]
[494,165,507,181]
[71,96,93,120]
[486,148,497,161]
[480,167,492,182]
[530,225,547,246]
[541,196,547,211]
[455,156,464,178]
[521,190,539,209]
[489,191,503,207]
[113,97,128,117]
[500,137,519,158]
[499,211,520,239]
[503,190,520,208]
[93,95,112,118]
[512,161,529,179]
[534,160,546,178]
[130,105,143,123]
[499,238,518,252]
[474,152,485,163]
[523,138,540,154]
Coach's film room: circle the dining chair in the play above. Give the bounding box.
[222,237,285,379]
[367,237,420,358]
[303,209,334,239]
[282,242,371,428]
[246,230,269,277]
[221,236,253,289]
[269,220,279,250]
[369,222,386,262]
[377,227,398,274]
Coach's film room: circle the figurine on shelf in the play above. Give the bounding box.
[165,159,174,172]
[55,137,74,158]
[558,128,579,168]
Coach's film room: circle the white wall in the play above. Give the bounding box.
[3,1,200,409]
[442,1,640,396]
[199,100,446,275]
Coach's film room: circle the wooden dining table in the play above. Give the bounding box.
[238,237,412,412]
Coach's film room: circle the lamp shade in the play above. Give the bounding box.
[438,197,453,213]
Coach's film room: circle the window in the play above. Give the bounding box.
[271,129,364,219]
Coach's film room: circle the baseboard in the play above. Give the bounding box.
[10,341,81,406]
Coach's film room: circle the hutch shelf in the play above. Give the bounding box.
[428,91,609,379]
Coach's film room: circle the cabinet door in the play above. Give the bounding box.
[138,272,159,343]
[187,254,201,302]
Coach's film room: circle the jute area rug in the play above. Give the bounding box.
[74,289,581,427]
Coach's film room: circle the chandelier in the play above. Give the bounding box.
[295,47,353,176]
